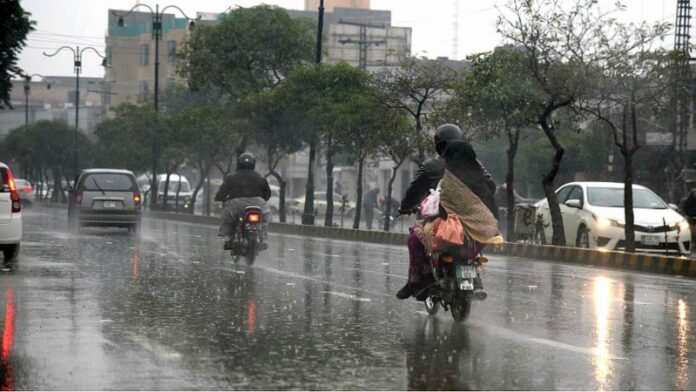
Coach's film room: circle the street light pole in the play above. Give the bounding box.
[113,4,198,113]
[23,74,52,133]
[43,46,105,175]
[302,0,325,225]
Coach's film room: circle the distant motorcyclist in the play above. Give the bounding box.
[396,124,496,300]
[215,153,271,248]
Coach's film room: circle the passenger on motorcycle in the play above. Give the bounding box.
[396,124,498,300]
[215,153,272,249]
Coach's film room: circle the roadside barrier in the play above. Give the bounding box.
[142,210,696,278]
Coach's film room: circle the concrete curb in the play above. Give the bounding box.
[36,205,694,279]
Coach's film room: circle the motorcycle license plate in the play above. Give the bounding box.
[456,265,477,279]
[641,235,660,246]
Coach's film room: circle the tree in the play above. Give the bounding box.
[178,5,314,101]
[373,110,412,231]
[578,21,670,252]
[2,120,93,202]
[281,63,374,227]
[374,57,460,164]
[240,88,305,222]
[448,49,540,239]
[0,0,34,109]
[95,103,168,208]
[497,0,619,245]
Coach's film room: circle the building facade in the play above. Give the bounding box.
[3,76,106,137]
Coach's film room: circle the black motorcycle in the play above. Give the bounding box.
[229,206,266,265]
[422,246,488,322]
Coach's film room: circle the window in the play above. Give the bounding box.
[587,187,667,209]
[167,40,176,63]
[139,43,149,66]
[139,81,149,101]
[555,186,572,204]
[566,186,584,205]
[80,174,136,192]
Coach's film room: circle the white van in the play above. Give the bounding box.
[0,162,22,262]
[156,174,193,211]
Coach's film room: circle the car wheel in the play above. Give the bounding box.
[2,244,19,262]
[576,226,590,248]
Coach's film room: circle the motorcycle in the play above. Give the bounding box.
[228,206,267,265]
[421,245,488,323]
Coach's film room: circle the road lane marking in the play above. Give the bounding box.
[127,333,182,359]
[321,291,372,302]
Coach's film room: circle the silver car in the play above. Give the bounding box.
[67,169,142,232]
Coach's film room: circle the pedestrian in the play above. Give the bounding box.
[362,186,379,230]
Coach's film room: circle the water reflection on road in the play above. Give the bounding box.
[0,208,695,390]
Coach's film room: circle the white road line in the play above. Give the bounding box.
[321,290,372,302]
[127,333,182,359]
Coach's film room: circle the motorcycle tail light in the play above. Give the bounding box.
[246,212,261,223]
[441,255,454,263]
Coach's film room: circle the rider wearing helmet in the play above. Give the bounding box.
[396,124,496,300]
[215,153,271,247]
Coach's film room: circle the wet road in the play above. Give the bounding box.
[1,207,695,390]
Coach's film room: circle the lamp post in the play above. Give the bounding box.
[23,74,52,132]
[43,46,105,175]
[302,0,325,225]
[112,4,198,113]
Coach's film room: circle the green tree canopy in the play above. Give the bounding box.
[0,0,34,109]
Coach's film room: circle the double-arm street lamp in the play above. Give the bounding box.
[23,74,52,131]
[112,4,198,113]
[43,46,105,175]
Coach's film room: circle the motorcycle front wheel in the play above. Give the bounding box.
[451,295,472,323]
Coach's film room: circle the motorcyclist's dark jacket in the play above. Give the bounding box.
[399,147,496,213]
[442,140,498,219]
[215,169,271,202]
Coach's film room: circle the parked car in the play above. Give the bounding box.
[156,174,193,211]
[14,179,36,206]
[0,162,22,262]
[289,192,356,217]
[268,185,280,214]
[535,182,690,254]
[67,169,142,232]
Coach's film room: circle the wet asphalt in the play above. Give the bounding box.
[0,207,695,390]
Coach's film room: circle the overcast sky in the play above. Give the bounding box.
[19,0,675,78]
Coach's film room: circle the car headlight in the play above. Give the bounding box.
[595,215,620,228]
[670,220,690,231]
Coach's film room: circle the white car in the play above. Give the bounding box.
[0,162,22,262]
[14,179,36,206]
[536,182,690,254]
[156,174,193,211]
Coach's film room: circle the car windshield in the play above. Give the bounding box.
[15,179,30,188]
[159,181,190,193]
[587,187,667,209]
[82,173,135,191]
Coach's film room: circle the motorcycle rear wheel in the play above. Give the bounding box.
[451,295,472,323]
[424,296,439,316]
[245,241,257,265]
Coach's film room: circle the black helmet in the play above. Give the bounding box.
[434,123,463,155]
[237,152,256,170]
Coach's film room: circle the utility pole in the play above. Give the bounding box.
[43,46,105,176]
[22,74,52,132]
[302,0,325,225]
[338,20,386,71]
[671,0,692,199]
[452,0,460,60]
[114,5,198,113]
